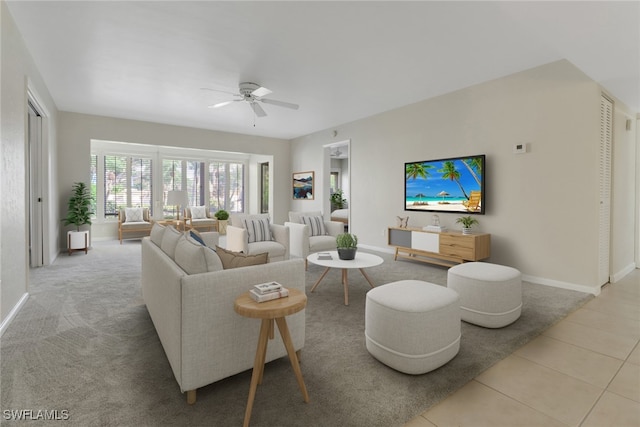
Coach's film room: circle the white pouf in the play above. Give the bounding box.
[447,262,522,328]
[365,280,461,375]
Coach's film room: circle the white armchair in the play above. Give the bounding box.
[285,211,343,269]
[226,214,290,262]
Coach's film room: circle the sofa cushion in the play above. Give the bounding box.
[160,226,182,259]
[216,245,269,269]
[125,207,144,222]
[174,235,208,275]
[204,247,224,272]
[150,222,166,246]
[302,215,327,236]
[243,218,273,243]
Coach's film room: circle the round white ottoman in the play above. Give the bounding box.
[365,280,460,375]
[447,262,522,328]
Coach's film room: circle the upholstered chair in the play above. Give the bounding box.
[285,211,343,269]
[226,214,289,262]
[184,206,217,232]
[118,207,153,243]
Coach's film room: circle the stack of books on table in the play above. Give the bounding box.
[250,282,289,303]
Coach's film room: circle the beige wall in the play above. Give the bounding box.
[291,60,638,294]
[1,1,59,326]
[57,112,290,243]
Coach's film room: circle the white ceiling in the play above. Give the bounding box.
[6,1,639,140]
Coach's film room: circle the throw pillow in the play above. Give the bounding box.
[204,247,224,272]
[174,235,208,275]
[191,206,207,219]
[160,226,182,259]
[189,229,205,246]
[243,218,273,243]
[302,215,327,236]
[125,207,144,223]
[215,245,269,269]
[150,222,166,246]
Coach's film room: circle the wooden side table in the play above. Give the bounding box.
[234,288,309,427]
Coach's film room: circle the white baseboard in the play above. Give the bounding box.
[611,263,637,283]
[519,275,599,296]
[0,292,29,337]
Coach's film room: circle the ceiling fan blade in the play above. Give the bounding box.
[250,102,267,117]
[201,87,239,96]
[251,86,272,98]
[208,99,243,109]
[260,98,299,110]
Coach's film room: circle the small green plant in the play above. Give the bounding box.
[456,215,479,229]
[63,182,94,232]
[214,209,229,220]
[336,232,358,249]
[330,189,347,210]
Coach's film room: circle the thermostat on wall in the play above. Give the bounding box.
[513,143,528,154]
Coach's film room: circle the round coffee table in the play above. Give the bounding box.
[307,251,383,305]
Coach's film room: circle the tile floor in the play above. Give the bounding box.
[405,269,640,427]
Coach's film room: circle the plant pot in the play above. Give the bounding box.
[67,230,89,255]
[462,227,472,235]
[217,220,228,235]
[338,248,357,260]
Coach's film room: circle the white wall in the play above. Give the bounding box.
[1,1,59,326]
[57,112,290,244]
[291,60,638,294]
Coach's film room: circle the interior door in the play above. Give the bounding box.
[28,102,44,268]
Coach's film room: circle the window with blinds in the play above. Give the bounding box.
[103,155,153,217]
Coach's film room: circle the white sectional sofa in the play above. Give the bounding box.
[141,225,306,404]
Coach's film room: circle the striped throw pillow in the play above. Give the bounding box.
[243,218,273,243]
[302,216,327,236]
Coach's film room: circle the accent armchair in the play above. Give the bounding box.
[184,206,217,232]
[118,207,153,243]
[226,214,290,262]
[285,211,343,269]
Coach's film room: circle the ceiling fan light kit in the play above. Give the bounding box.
[205,82,299,117]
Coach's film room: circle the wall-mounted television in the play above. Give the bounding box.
[405,154,485,214]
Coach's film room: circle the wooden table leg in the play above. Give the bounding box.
[275,317,310,403]
[310,267,331,293]
[342,269,349,305]
[243,319,271,427]
[359,268,376,289]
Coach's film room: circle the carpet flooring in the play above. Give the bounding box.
[1,239,592,426]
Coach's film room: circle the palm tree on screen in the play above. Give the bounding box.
[439,161,469,200]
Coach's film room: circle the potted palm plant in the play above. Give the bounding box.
[456,215,479,235]
[63,182,94,254]
[214,209,229,235]
[336,232,358,260]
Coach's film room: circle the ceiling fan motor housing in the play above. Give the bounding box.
[239,82,261,97]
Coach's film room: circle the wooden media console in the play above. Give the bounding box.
[388,227,490,267]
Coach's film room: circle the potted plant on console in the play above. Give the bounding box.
[456,215,478,235]
[63,181,94,255]
[214,209,229,235]
[336,232,358,260]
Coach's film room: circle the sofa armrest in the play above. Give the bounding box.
[325,221,344,237]
[270,223,290,259]
[179,259,306,392]
[285,221,310,259]
[226,225,249,253]
[199,231,220,248]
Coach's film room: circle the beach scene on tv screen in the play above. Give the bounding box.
[405,156,484,213]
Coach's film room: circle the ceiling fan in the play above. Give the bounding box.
[203,82,299,117]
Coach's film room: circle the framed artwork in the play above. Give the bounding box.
[292,171,314,200]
